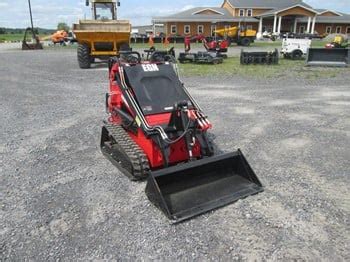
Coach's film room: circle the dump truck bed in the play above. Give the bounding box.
[73,20,131,33]
[73,20,131,58]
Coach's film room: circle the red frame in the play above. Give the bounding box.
[107,62,211,169]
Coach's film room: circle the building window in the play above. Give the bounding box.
[326,26,332,34]
[246,25,253,30]
[184,25,191,34]
[211,25,216,37]
[347,27,350,34]
[239,9,245,17]
[246,9,253,17]
[171,25,177,34]
[336,26,342,34]
[299,26,305,34]
[197,25,204,34]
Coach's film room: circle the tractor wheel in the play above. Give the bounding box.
[291,49,303,60]
[77,44,91,69]
[241,38,251,46]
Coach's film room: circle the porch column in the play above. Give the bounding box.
[258,17,263,34]
[306,16,311,33]
[153,21,156,35]
[273,15,277,33]
[277,16,282,34]
[293,18,298,33]
[311,16,316,34]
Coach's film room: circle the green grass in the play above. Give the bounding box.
[0,33,49,42]
[130,39,328,50]
[178,57,347,79]
[0,34,24,42]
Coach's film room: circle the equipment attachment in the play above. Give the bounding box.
[22,27,43,50]
[146,150,263,223]
[178,52,223,64]
[306,48,349,67]
[240,49,279,65]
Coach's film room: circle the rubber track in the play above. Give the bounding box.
[104,123,150,180]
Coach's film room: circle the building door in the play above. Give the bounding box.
[299,26,305,34]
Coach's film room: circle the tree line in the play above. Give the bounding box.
[0,23,70,35]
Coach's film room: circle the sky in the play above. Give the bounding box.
[0,0,349,29]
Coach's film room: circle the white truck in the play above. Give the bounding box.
[281,38,311,59]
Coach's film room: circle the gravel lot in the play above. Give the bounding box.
[1,48,349,261]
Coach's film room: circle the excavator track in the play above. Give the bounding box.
[101,122,150,181]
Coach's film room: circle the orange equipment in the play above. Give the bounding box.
[51,30,68,44]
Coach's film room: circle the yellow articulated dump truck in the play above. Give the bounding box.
[215,26,256,46]
[73,0,131,69]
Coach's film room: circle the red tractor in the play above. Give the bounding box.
[101,52,263,222]
[203,37,230,53]
[184,35,229,56]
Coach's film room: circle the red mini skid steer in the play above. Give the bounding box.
[101,52,263,222]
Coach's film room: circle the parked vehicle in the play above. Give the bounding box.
[214,26,256,46]
[325,35,349,49]
[102,51,263,222]
[281,38,311,59]
[73,0,131,69]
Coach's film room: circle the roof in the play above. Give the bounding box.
[315,9,343,16]
[258,3,319,17]
[299,12,350,24]
[226,0,310,9]
[153,7,258,22]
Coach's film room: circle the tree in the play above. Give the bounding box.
[57,22,70,32]
[0,28,6,34]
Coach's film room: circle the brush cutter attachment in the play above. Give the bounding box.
[240,49,279,65]
[146,150,263,223]
[306,48,349,67]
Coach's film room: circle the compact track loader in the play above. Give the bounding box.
[178,36,225,65]
[101,52,263,222]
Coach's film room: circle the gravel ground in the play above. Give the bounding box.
[0,41,277,57]
[1,49,349,261]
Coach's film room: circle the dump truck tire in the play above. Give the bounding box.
[119,42,131,52]
[241,38,251,46]
[77,44,91,69]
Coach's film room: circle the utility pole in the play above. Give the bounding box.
[27,0,34,31]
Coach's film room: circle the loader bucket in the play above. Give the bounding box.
[306,48,349,67]
[146,150,263,223]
